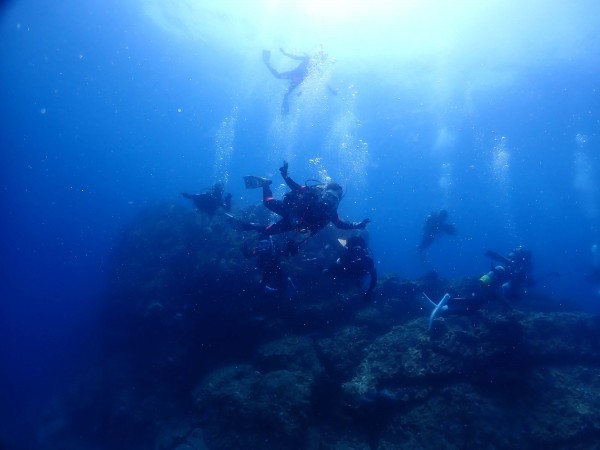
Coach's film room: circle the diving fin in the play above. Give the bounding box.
[427,293,450,331]
[262,49,271,65]
[243,176,272,189]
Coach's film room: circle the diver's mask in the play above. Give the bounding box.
[322,189,341,210]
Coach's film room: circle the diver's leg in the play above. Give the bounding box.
[244,176,272,189]
[262,186,286,216]
[264,219,292,235]
[225,214,266,232]
[267,66,285,79]
[262,49,271,64]
[264,57,287,79]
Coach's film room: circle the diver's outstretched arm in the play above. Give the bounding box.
[279,161,302,190]
[280,48,309,61]
[283,174,301,190]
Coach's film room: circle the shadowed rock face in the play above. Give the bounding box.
[188,312,600,450]
[36,204,600,450]
[341,312,600,449]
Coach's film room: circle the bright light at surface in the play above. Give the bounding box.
[142,0,599,78]
[143,0,458,58]
[293,0,421,25]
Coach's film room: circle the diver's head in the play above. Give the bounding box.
[322,183,343,210]
[325,182,343,196]
[213,183,225,195]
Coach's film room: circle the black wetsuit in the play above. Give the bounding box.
[182,184,231,218]
[418,210,456,252]
[254,173,366,236]
[245,238,298,295]
[264,49,310,114]
[329,241,377,300]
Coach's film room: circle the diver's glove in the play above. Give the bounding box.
[355,218,371,229]
[280,160,289,177]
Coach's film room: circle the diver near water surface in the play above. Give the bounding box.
[263,47,337,115]
[228,161,370,237]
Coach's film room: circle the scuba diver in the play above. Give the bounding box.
[243,236,299,298]
[417,209,457,254]
[422,246,535,331]
[228,161,370,237]
[263,47,337,115]
[263,48,309,115]
[182,183,232,218]
[325,234,378,301]
[485,246,535,299]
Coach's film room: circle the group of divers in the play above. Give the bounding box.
[180,46,600,329]
[182,161,543,331]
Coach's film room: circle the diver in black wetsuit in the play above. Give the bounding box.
[229,161,370,236]
[263,47,337,115]
[263,48,309,115]
[182,183,232,218]
[326,234,378,301]
[417,209,456,253]
[487,246,535,300]
[243,236,299,298]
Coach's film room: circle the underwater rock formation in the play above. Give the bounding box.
[36,203,600,449]
[186,311,600,449]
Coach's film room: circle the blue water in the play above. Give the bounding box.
[1,0,599,446]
